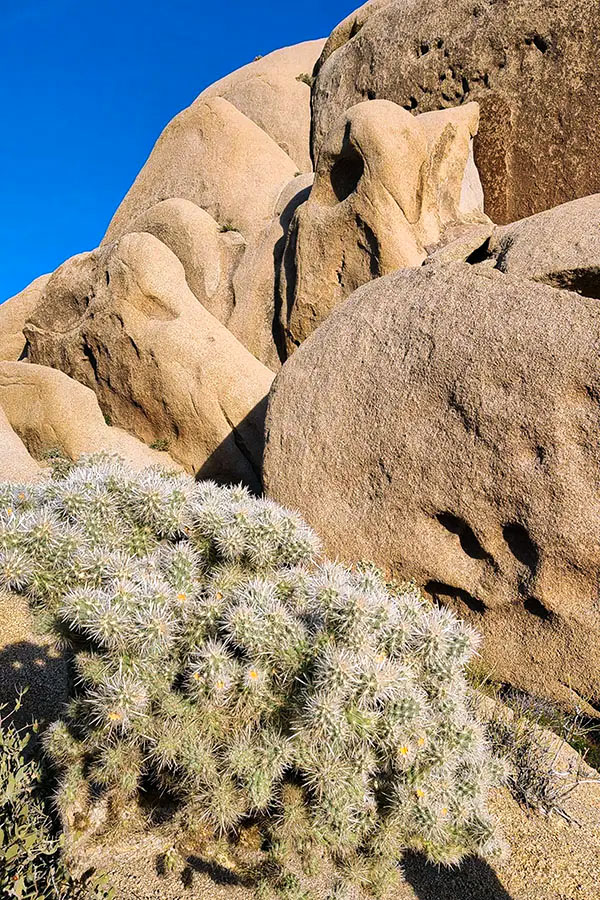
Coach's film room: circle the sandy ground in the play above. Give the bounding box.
[0,589,69,731]
[75,749,600,900]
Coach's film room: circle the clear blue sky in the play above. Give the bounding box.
[1,0,353,302]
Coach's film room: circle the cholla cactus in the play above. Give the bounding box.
[1,455,505,889]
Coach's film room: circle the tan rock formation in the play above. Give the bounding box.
[484,193,600,297]
[310,0,600,224]
[229,174,314,370]
[103,96,297,244]
[25,233,274,490]
[116,180,312,372]
[265,262,600,710]
[0,405,41,482]
[201,40,325,172]
[0,274,50,360]
[315,1,393,70]
[130,198,244,325]
[280,99,485,354]
[0,361,181,470]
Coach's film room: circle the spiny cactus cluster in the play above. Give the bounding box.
[0,455,505,891]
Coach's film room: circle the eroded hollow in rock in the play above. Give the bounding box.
[436,511,491,561]
[543,268,600,301]
[330,147,365,202]
[425,580,487,614]
[502,522,539,572]
[523,594,553,621]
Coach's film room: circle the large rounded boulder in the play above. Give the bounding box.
[264,262,600,710]
[0,273,50,360]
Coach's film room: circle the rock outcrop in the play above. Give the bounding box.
[25,233,273,490]
[280,99,486,353]
[264,262,600,710]
[103,96,297,244]
[228,174,314,369]
[200,40,325,172]
[4,12,600,729]
[310,0,600,224]
[0,361,181,470]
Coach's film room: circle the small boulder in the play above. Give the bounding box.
[0,405,40,482]
[485,193,600,298]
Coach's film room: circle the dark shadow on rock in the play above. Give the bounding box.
[195,396,269,495]
[0,638,70,734]
[403,852,513,900]
[272,183,312,364]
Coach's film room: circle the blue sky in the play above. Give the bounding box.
[1,0,353,302]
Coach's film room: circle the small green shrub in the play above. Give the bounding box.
[0,456,505,891]
[149,438,170,452]
[296,73,314,88]
[0,691,112,900]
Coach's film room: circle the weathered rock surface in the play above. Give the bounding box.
[311,0,600,224]
[280,99,486,354]
[265,262,600,710]
[230,173,314,369]
[316,1,393,69]
[130,198,244,326]
[201,40,325,172]
[116,177,312,371]
[0,273,50,360]
[103,96,297,244]
[25,232,274,490]
[424,222,494,265]
[0,361,181,470]
[484,193,600,297]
